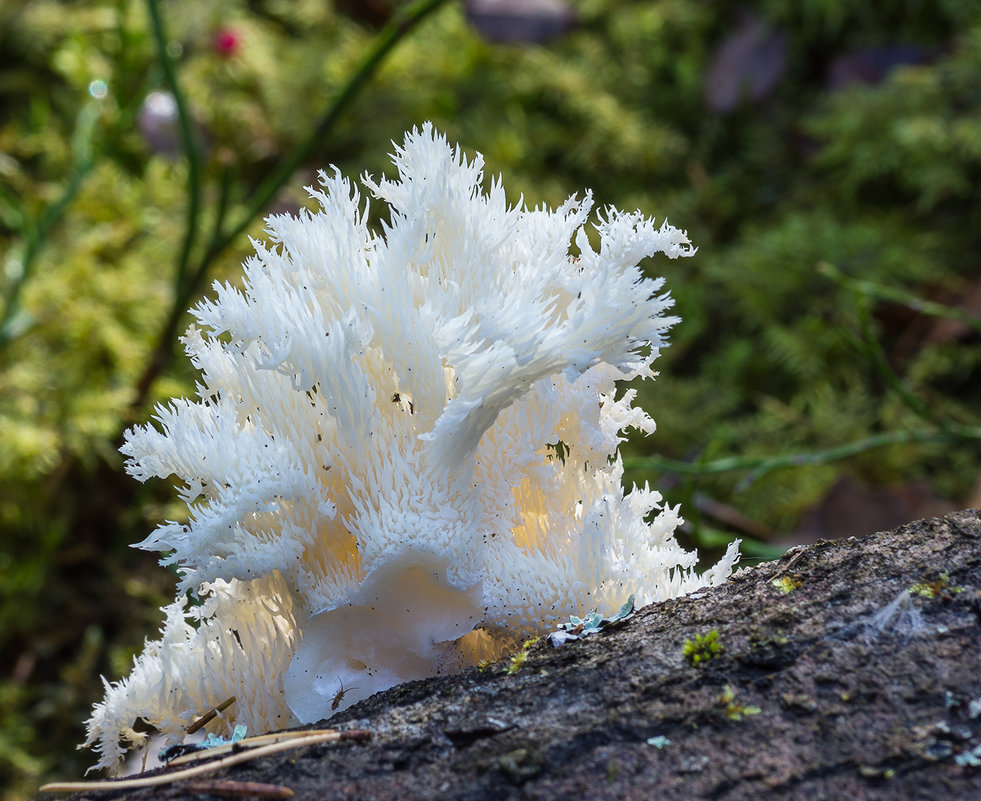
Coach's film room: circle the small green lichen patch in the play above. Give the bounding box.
[910,572,964,599]
[506,637,541,675]
[719,685,761,721]
[683,630,723,665]
[771,575,802,593]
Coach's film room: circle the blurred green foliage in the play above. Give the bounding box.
[1,0,980,796]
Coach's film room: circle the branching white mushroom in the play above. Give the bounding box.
[84,124,739,773]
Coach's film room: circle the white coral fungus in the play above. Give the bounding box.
[84,124,739,772]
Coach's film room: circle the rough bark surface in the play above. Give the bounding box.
[42,509,981,800]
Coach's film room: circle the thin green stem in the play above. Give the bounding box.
[823,258,948,429]
[818,261,981,335]
[854,294,947,429]
[627,263,981,497]
[0,172,86,345]
[209,0,450,259]
[125,0,450,426]
[145,0,203,295]
[0,104,99,348]
[625,425,981,489]
[210,163,233,255]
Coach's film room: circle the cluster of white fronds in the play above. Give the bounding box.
[84,124,739,773]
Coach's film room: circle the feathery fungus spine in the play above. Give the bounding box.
[83,124,740,773]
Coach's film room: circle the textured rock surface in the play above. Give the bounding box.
[42,509,981,800]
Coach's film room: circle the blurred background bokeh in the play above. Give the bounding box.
[2,0,980,796]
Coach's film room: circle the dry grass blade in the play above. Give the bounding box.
[38,729,372,794]
[165,729,349,767]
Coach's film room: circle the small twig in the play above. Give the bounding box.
[185,695,237,735]
[165,729,342,767]
[38,729,372,794]
[181,779,294,798]
[769,547,808,582]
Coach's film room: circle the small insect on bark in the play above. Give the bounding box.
[331,678,359,711]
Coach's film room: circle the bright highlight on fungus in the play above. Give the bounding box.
[84,124,740,773]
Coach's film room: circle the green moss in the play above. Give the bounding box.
[506,637,541,675]
[719,685,762,721]
[771,576,802,594]
[683,630,724,665]
[910,573,965,598]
